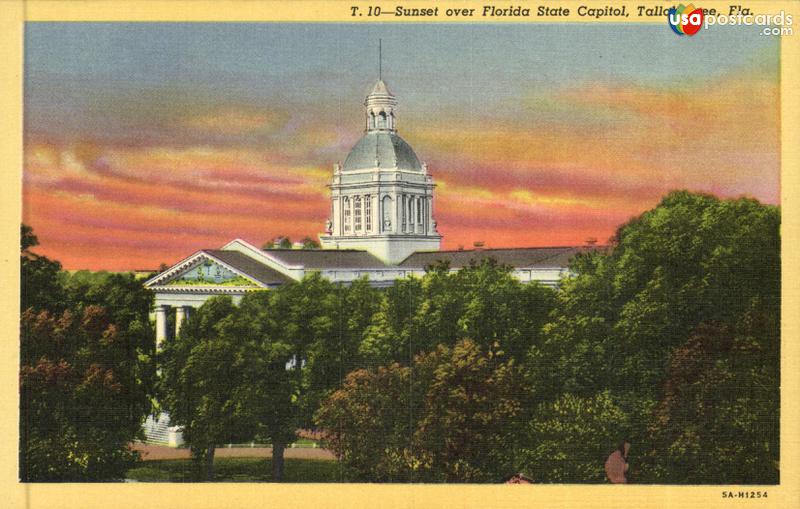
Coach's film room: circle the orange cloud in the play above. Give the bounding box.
[181,109,287,136]
[23,64,779,270]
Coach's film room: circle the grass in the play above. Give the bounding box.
[292,438,319,447]
[126,457,350,482]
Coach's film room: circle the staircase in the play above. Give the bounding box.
[143,414,183,446]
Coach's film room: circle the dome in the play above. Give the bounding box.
[342,131,423,172]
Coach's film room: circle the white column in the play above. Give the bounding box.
[414,196,421,233]
[409,195,414,232]
[406,195,416,233]
[396,193,403,233]
[332,196,341,235]
[377,194,383,233]
[375,194,380,234]
[175,306,188,339]
[155,305,169,349]
[428,196,434,232]
[422,197,428,234]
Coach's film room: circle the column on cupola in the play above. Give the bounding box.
[420,196,427,234]
[417,196,423,234]
[419,197,425,234]
[332,196,341,235]
[424,195,431,234]
[400,194,405,232]
[410,196,415,233]
[390,194,398,233]
[368,194,377,234]
[409,196,415,233]
[155,305,169,348]
[397,194,404,232]
[376,193,383,233]
[428,195,434,233]
[403,194,408,232]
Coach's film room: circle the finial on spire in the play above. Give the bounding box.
[379,39,382,80]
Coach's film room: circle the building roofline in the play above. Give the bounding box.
[433,245,604,253]
[261,248,371,253]
[398,245,603,263]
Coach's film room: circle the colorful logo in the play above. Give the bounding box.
[668,4,704,36]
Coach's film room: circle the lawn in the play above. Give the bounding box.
[126,457,350,482]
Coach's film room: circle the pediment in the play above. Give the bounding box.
[148,253,259,288]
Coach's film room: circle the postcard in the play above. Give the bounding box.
[3,1,799,508]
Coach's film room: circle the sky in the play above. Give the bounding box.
[23,23,780,270]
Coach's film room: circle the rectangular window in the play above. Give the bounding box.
[365,195,372,232]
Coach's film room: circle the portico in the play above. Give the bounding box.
[154,303,198,346]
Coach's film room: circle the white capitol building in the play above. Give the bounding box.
[144,77,586,350]
[142,76,590,445]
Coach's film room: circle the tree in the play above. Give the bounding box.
[157,296,249,480]
[223,291,301,481]
[303,277,381,413]
[300,236,320,249]
[413,339,525,482]
[263,236,293,249]
[21,224,66,313]
[19,225,156,481]
[314,363,414,481]
[361,259,555,366]
[316,339,526,482]
[157,275,380,481]
[639,315,779,483]
[20,305,152,480]
[517,391,631,483]
[360,277,422,366]
[524,191,780,483]
[61,270,158,400]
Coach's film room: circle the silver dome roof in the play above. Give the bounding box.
[342,131,422,172]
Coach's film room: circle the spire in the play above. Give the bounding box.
[364,41,397,132]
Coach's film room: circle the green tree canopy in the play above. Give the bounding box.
[316,339,526,482]
[361,259,556,367]
[20,224,156,481]
[525,191,780,484]
[639,314,779,483]
[157,296,249,480]
[517,391,632,483]
[21,224,66,313]
[533,191,780,398]
[263,236,293,249]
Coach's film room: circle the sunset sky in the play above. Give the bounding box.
[24,23,780,271]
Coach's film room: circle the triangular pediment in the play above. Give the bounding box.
[146,252,260,288]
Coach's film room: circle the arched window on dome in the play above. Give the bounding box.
[382,195,392,231]
[354,196,362,232]
[377,111,387,129]
[369,111,376,130]
[388,112,395,130]
[343,197,351,233]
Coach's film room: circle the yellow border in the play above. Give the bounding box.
[2,1,798,508]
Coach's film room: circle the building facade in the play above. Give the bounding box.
[143,78,591,346]
[141,77,589,445]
